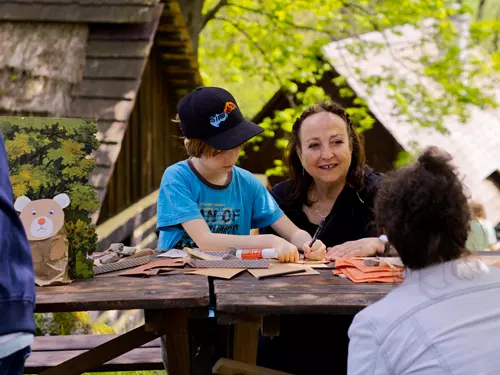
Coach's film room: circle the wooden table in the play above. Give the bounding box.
[213,270,396,365]
[35,274,210,375]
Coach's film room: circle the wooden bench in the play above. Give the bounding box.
[213,358,293,375]
[25,334,163,373]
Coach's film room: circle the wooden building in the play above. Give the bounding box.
[0,0,202,250]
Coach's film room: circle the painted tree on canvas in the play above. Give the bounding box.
[0,117,99,279]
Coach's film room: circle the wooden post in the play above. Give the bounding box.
[233,317,261,365]
[160,309,191,375]
[261,315,280,337]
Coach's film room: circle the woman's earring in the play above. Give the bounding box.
[302,167,305,176]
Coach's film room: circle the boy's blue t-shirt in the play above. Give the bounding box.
[157,160,284,250]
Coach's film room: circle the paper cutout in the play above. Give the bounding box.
[14,194,72,286]
[333,257,404,283]
[185,247,223,260]
[119,259,188,277]
[284,264,320,276]
[15,194,70,241]
[186,268,245,279]
[157,249,189,258]
[248,263,307,279]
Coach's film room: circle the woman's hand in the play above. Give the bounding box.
[326,237,384,260]
[302,240,327,260]
[274,237,300,263]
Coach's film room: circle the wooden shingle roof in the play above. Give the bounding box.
[1,0,202,221]
[73,8,164,205]
[0,0,160,23]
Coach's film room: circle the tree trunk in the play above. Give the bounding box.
[178,0,205,55]
[477,0,487,20]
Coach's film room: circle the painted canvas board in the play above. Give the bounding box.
[0,116,100,279]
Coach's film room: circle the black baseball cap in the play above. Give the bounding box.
[177,87,264,150]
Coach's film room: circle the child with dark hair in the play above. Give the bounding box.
[347,146,500,375]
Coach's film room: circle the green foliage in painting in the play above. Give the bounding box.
[0,116,100,279]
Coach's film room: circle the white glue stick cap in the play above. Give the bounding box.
[262,248,277,259]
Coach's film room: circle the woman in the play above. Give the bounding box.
[466,200,498,251]
[262,101,391,259]
[257,102,387,375]
[348,147,500,375]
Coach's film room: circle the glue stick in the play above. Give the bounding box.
[232,248,277,260]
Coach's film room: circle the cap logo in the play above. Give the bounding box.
[210,101,238,127]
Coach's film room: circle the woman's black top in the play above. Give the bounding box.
[261,167,384,247]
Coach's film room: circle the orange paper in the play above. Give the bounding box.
[334,257,403,283]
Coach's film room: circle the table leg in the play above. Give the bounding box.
[161,309,191,375]
[261,315,280,337]
[233,317,260,365]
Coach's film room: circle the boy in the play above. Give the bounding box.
[0,132,36,374]
[157,86,325,262]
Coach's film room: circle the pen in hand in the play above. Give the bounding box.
[309,216,326,248]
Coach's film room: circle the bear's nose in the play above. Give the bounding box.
[38,218,46,225]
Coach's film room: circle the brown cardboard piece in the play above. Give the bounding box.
[186,268,245,279]
[248,263,307,279]
[185,247,223,260]
[118,258,188,277]
[285,264,320,276]
[30,226,71,286]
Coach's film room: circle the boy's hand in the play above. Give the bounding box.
[302,240,326,261]
[274,238,299,263]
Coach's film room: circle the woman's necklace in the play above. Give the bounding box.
[314,205,329,219]
[310,187,336,219]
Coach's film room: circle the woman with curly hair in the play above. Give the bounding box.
[347,147,500,375]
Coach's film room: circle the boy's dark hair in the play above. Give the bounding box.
[286,102,366,206]
[375,147,470,270]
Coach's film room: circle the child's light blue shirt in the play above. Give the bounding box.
[157,160,283,250]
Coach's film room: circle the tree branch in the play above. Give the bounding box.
[225,2,334,38]
[476,0,487,21]
[202,0,228,30]
[213,16,285,87]
[339,0,374,17]
[492,7,500,51]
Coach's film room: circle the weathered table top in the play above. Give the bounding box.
[35,274,210,313]
[214,270,397,315]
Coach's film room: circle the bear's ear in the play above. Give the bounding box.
[53,193,70,209]
[14,196,31,212]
